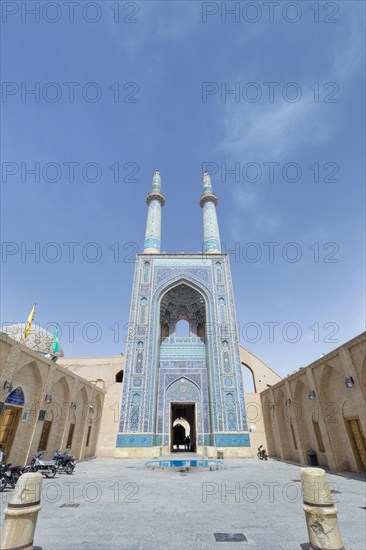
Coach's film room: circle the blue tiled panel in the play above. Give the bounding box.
[116,434,153,447]
[154,435,162,446]
[204,434,212,446]
[214,434,250,447]
[160,342,206,360]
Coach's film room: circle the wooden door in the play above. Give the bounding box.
[38,420,53,452]
[66,423,75,448]
[346,417,366,471]
[0,406,22,461]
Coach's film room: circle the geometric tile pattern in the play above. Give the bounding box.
[117,253,248,448]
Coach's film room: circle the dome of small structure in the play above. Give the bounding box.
[1,323,64,357]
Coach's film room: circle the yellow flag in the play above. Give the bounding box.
[23,303,36,341]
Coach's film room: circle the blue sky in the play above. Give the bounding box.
[1,1,365,377]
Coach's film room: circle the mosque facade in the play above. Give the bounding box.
[1,171,365,472]
[116,172,251,456]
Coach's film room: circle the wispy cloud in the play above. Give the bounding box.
[217,7,364,239]
[221,97,329,160]
[225,186,280,242]
[331,6,365,82]
[219,8,364,161]
[111,2,201,61]
[155,2,200,38]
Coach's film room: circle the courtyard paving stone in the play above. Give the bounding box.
[0,458,365,549]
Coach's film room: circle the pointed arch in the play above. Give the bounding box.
[84,391,103,458]
[143,261,150,283]
[147,275,214,437]
[261,394,277,457]
[166,376,201,394]
[215,261,223,283]
[44,375,70,456]
[154,274,213,311]
[173,417,190,436]
[242,363,256,393]
[273,388,291,460]
[160,283,206,329]
[70,386,89,459]
[293,377,313,455]
[319,364,360,471]
[341,398,358,419]
[53,372,73,399]
[13,360,43,405]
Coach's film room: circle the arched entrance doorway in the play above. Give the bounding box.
[172,424,185,448]
[0,387,25,461]
[158,282,207,452]
[172,414,193,451]
[165,376,201,453]
[319,364,365,472]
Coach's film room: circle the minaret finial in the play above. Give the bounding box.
[143,170,165,254]
[200,172,221,254]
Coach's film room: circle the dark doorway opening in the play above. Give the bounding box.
[115,370,124,383]
[171,403,196,452]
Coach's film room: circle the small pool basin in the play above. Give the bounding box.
[144,459,224,470]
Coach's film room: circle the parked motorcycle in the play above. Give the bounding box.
[257,445,268,460]
[0,463,13,491]
[10,464,27,484]
[53,449,76,474]
[0,464,26,491]
[28,452,57,478]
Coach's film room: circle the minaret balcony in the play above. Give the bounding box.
[199,192,218,208]
[146,190,165,206]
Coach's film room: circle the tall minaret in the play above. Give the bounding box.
[200,172,221,253]
[143,170,165,253]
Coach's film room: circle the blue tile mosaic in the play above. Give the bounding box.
[214,433,250,447]
[116,434,153,447]
[117,254,248,447]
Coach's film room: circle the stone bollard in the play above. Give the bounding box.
[301,467,344,550]
[1,472,43,550]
